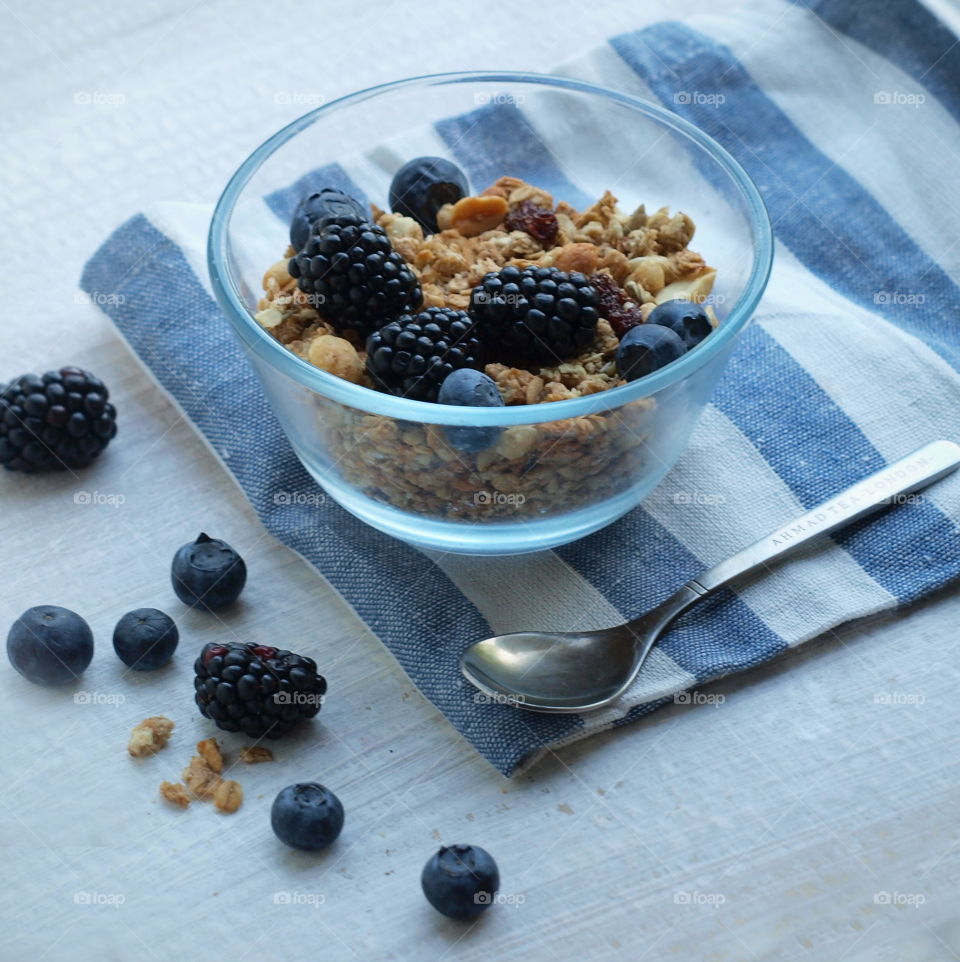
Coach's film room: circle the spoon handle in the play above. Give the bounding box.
[689,439,960,595]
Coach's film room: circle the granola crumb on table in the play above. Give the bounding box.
[160,781,191,808]
[257,176,717,521]
[127,716,175,758]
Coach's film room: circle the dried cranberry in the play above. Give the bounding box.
[590,272,625,316]
[608,304,646,339]
[589,272,646,338]
[504,200,559,246]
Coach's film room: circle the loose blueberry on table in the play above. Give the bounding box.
[171,533,247,610]
[7,605,94,685]
[421,844,501,920]
[113,608,179,670]
[271,782,344,851]
[193,641,326,738]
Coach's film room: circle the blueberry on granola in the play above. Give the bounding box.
[271,782,344,851]
[289,220,421,335]
[113,608,179,670]
[389,156,469,233]
[0,367,117,472]
[616,324,687,381]
[648,298,713,349]
[437,369,504,453]
[366,307,484,402]
[421,844,500,920]
[171,533,247,611]
[7,606,94,686]
[194,642,326,738]
[469,266,600,362]
[289,188,368,251]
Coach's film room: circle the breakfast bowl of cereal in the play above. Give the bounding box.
[208,72,772,554]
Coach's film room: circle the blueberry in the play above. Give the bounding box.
[389,157,469,233]
[7,606,93,686]
[421,844,500,920]
[271,783,344,851]
[289,188,367,250]
[437,369,504,453]
[171,533,247,611]
[615,324,687,381]
[112,608,178,670]
[647,298,713,349]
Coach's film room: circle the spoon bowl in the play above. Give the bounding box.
[463,627,639,712]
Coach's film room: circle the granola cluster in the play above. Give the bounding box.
[255,177,715,521]
[127,717,271,814]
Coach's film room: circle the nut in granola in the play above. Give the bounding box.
[448,195,508,237]
[307,334,364,383]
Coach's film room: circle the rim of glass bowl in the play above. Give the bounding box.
[208,70,773,427]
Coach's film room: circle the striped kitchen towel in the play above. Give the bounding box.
[81,0,960,775]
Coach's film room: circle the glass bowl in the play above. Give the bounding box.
[208,71,772,555]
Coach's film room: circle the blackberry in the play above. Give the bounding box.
[0,367,117,472]
[469,266,600,362]
[288,221,421,335]
[366,307,483,402]
[194,642,326,739]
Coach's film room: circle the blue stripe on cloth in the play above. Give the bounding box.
[264,162,370,223]
[78,213,582,776]
[791,0,960,124]
[609,23,960,371]
[557,513,788,681]
[713,325,960,602]
[434,101,594,209]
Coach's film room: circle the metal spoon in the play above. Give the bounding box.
[461,439,960,713]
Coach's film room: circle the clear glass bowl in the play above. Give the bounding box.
[208,72,772,555]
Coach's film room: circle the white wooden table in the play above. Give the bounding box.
[2,1,959,958]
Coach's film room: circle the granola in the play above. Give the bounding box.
[257,176,717,521]
[182,753,223,800]
[239,746,274,764]
[213,780,244,814]
[196,737,224,773]
[159,781,191,808]
[127,716,175,758]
